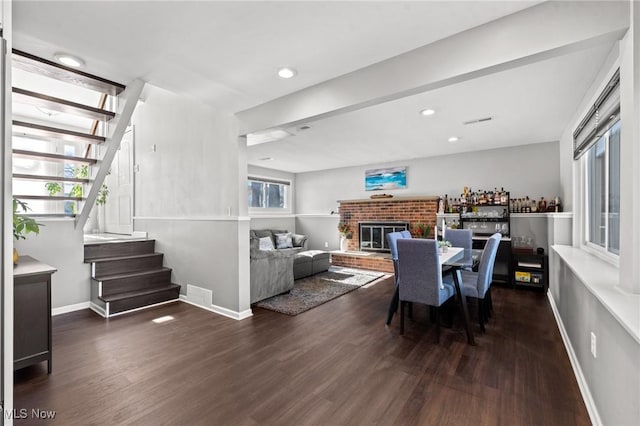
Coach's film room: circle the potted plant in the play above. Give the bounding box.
[411,222,432,239]
[13,199,43,264]
[337,222,352,251]
[438,240,452,253]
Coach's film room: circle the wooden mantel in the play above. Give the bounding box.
[337,195,439,204]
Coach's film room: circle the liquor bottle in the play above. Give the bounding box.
[539,197,547,212]
[500,187,508,205]
[444,194,449,213]
[494,188,500,205]
[525,196,531,213]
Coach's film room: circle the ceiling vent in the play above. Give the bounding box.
[463,116,493,125]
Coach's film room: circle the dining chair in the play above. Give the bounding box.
[445,232,501,332]
[396,239,456,341]
[385,231,411,325]
[444,228,472,251]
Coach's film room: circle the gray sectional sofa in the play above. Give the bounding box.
[249,229,308,303]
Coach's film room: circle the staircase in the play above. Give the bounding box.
[85,240,181,317]
[11,49,143,228]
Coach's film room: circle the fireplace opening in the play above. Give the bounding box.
[359,221,410,252]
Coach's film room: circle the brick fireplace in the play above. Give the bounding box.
[331,196,439,272]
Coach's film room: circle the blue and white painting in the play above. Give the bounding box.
[365,166,407,191]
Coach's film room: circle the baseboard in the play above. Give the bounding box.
[89,302,107,318]
[547,292,602,426]
[179,295,253,320]
[52,302,90,316]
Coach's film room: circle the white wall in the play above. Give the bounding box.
[294,142,560,249]
[14,219,89,309]
[132,85,249,315]
[295,141,561,215]
[551,254,640,426]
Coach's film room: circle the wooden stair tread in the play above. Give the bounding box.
[13,87,116,121]
[13,49,125,96]
[94,267,171,282]
[13,173,90,183]
[100,283,180,303]
[14,194,84,201]
[13,120,106,144]
[13,149,97,165]
[87,252,163,263]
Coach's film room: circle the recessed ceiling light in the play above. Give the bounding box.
[259,157,274,161]
[420,109,436,116]
[448,136,459,143]
[54,53,85,68]
[277,67,297,79]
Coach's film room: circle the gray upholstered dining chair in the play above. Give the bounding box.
[445,232,501,332]
[385,231,412,325]
[396,238,456,341]
[444,229,472,251]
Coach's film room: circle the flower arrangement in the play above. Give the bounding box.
[338,222,353,239]
[438,240,452,252]
[410,222,432,239]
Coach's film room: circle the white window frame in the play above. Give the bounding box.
[247,175,292,216]
[581,123,620,266]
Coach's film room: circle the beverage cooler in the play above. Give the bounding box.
[471,237,513,286]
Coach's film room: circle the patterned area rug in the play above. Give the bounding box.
[255,267,386,316]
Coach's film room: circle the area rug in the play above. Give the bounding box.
[255,267,386,316]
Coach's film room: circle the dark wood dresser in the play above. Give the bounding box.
[13,256,57,373]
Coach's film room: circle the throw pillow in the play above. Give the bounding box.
[275,232,293,249]
[259,236,275,251]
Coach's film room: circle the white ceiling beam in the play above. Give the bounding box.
[236,1,629,136]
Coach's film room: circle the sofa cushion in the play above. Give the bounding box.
[259,237,275,251]
[275,232,293,249]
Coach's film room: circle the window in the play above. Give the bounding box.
[584,121,620,256]
[574,69,620,259]
[248,176,290,211]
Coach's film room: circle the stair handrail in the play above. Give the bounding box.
[75,78,145,230]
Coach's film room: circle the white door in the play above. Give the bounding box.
[104,127,134,234]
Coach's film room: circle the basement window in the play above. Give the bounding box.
[248,176,291,213]
[574,69,620,262]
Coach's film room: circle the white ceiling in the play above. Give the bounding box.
[12,1,616,174]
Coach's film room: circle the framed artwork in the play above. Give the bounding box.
[365,166,407,191]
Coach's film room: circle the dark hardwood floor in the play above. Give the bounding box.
[14,277,590,425]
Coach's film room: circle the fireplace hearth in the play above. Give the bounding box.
[359,221,409,252]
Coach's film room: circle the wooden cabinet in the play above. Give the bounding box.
[14,256,57,373]
[512,252,548,293]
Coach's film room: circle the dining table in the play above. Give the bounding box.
[386,246,479,346]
